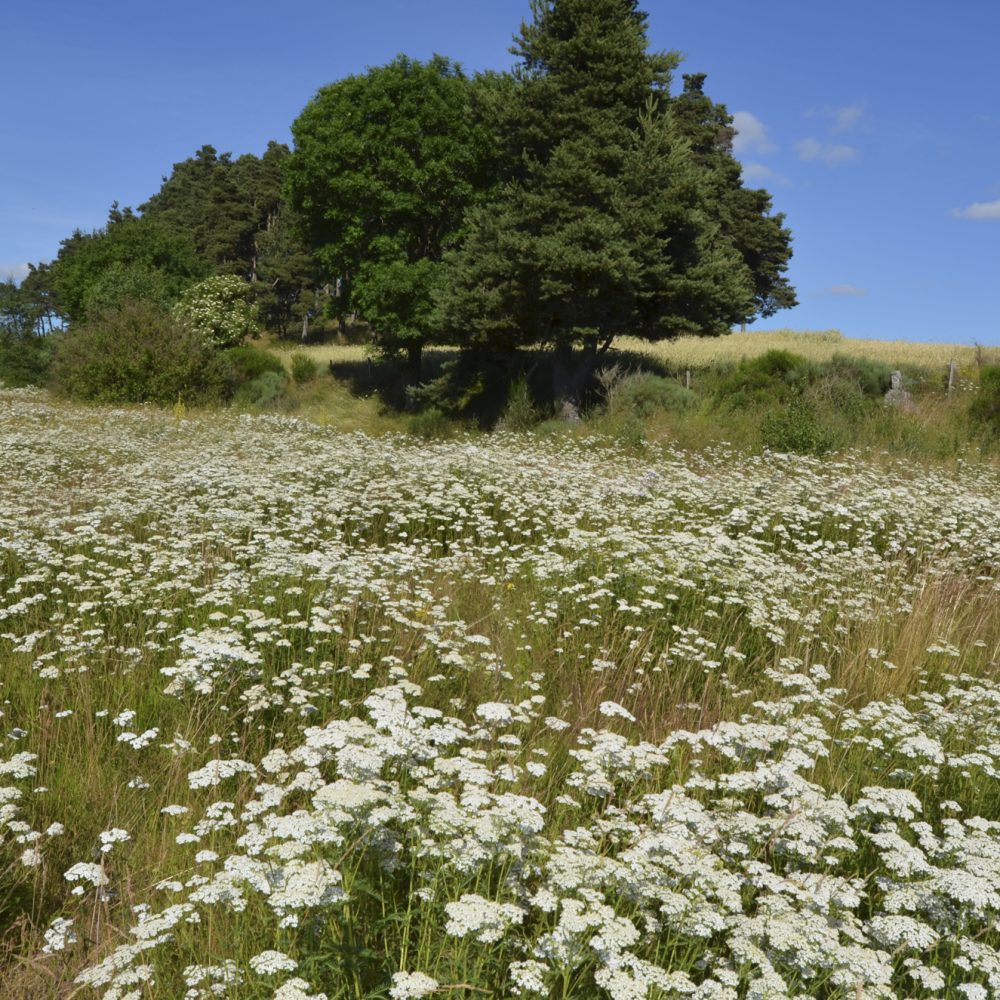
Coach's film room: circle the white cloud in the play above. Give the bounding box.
[795,138,858,165]
[953,199,1000,220]
[826,284,867,296]
[732,111,776,155]
[832,105,864,133]
[741,162,788,186]
[0,263,29,284]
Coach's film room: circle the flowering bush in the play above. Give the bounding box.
[172,274,259,349]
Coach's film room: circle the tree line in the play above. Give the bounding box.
[2,0,795,408]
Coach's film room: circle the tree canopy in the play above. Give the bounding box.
[48,212,207,325]
[285,54,497,365]
[10,0,797,403]
[435,0,768,402]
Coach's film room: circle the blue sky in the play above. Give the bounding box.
[2,0,999,345]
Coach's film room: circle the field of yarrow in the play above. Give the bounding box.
[1,386,999,999]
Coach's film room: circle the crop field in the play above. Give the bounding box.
[1,386,1000,999]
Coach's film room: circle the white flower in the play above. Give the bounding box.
[249,950,298,975]
[444,894,524,943]
[599,701,637,722]
[273,977,328,1000]
[389,971,439,998]
[99,828,131,853]
[187,758,256,789]
[64,862,108,887]
[476,702,514,724]
[42,916,78,953]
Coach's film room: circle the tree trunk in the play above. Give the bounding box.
[406,341,423,380]
[301,312,309,343]
[552,338,599,420]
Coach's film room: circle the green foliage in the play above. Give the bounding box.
[826,353,894,398]
[352,256,443,362]
[215,345,288,399]
[0,278,53,386]
[497,378,541,431]
[218,344,286,381]
[49,300,225,405]
[173,275,259,349]
[0,336,51,387]
[407,406,454,440]
[290,352,320,385]
[713,349,817,408]
[970,365,1000,433]
[607,372,697,418]
[49,213,206,324]
[233,370,289,409]
[286,55,496,355]
[138,142,317,331]
[761,397,839,455]
[438,0,759,399]
[139,144,255,274]
[668,73,796,321]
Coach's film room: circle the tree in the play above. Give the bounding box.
[438,0,755,405]
[19,263,61,335]
[668,74,796,322]
[140,142,316,332]
[140,145,257,276]
[253,206,317,337]
[49,212,207,324]
[285,55,495,370]
[0,278,53,386]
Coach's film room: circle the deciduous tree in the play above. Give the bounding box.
[286,55,495,370]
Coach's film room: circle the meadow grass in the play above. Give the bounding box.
[264,329,1000,382]
[619,329,1000,373]
[0,387,998,998]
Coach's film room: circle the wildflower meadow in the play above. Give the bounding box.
[1,385,999,999]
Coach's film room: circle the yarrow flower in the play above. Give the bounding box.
[389,971,439,998]
[249,950,298,975]
[444,894,524,943]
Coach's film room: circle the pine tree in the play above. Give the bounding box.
[438,0,756,406]
[140,146,257,276]
[669,74,796,322]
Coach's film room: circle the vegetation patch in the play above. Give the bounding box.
[0,393,998,998]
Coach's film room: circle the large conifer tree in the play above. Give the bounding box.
[669,74,796,322]
[438,0,758,402]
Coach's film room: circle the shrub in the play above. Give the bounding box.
[607,372,696,418]
[826,353,894,398]
[233,370,289,409]
[497,378,540,431]
[761,398,839,455]
[172,275,259,349]
[969,365,1000,433]
[408,406,453,440]
[220,345,286,383]
[0,335,51,387]
[49,300,223,405]
[713,350,816,409]
[290,353,320,385]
